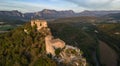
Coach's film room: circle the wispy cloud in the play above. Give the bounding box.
[64,0,120,10]
[0,0,120,12]
[0,0,62,12]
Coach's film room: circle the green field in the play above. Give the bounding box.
[0,25,16,31]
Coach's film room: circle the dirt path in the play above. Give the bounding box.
[99,41,118,66]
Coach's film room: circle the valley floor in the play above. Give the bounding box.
[99,40,118,66]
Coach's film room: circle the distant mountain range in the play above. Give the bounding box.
[103,13,120,20]
[0,9,120,21]
[79,10,120,16]
[0,10,24,20]
[24,9,76,19]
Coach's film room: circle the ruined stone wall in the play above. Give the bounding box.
[31,20,65,56]
[45,35,65,56]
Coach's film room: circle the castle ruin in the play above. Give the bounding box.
[31,19,65,56]
[30,19,86,66]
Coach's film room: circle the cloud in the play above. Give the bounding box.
[64,0,116,9]
[0,0,120,12]
[0,0,61,12]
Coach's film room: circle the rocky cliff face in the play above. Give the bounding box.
[30,19,87,66]
[0,10,23,17]
[55,45,86,66]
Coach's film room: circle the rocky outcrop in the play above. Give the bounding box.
[57,45,86,66]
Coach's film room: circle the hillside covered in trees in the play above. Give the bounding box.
[0,22,58,66]
[0,20,87,66]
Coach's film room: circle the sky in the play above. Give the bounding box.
[0,0,120,13]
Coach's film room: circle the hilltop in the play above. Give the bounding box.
[0,19,87,66]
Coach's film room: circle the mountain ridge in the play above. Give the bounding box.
[0,9,120,21]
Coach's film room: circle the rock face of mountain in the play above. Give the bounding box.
[0,10,25,24]
[0,10,24,19]
[0,10,23,17]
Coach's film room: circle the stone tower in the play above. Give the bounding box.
[31,19,48,30]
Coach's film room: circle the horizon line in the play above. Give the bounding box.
[0,9,120,13]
